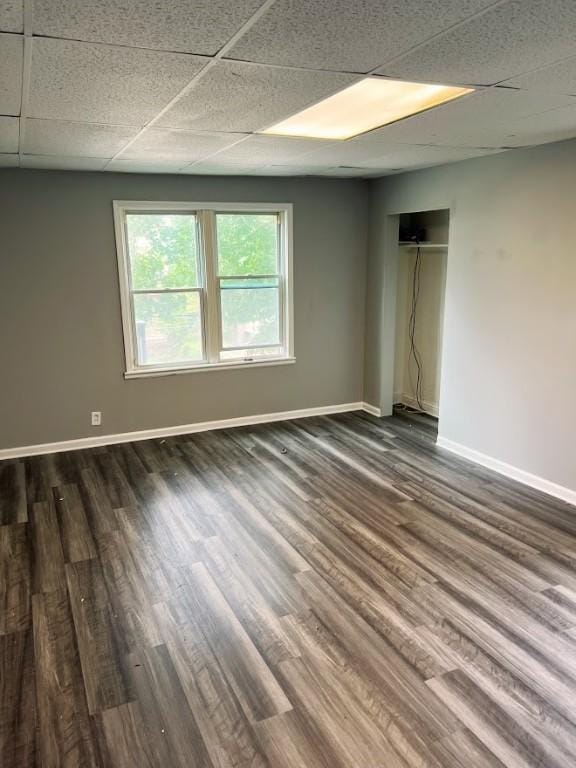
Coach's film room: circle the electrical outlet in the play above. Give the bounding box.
[91,411,102,426]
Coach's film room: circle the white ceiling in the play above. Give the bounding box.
[3,0,576,177]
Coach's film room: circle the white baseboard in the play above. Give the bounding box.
[361,402,382,417]
[436,436,576,507]
[394,393,439,418]
[0,402,378,460]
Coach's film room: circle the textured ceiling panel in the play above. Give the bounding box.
[295,141,398,168]
[0,33,23,115]
[33,0,265,56]
[227,0,497,73]
[21,155,109,170]
[28,38,207,125]
[379,0,576,86]
[106,159,187,173]
[316,167,385,177]
[0,0,22,32]
[120,129,242,163]
[356,88,576,148]
[208,135,333,164]
[256,165,327,176]
[0,153,19,166]
[499,103,576,147]
[158,61,359,132]
[503,57,576,96]
[24,120,141,158]
[357,144,502,170]
[182,162,264,175]
[0,115,18,152]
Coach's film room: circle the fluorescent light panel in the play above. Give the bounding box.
[261,78,473,140]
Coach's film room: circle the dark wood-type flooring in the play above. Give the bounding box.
[2,410,576,767]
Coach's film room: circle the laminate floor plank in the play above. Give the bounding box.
[398,473,576,555]
[296,569,459,741]
[181,563,293,723]
[99,701,155,768]
[55,483,98,563]
[126,644,214,768]
[154,600,270,768]
[24,456,53,507]
[29,501,66,594]
[0,523,31,634]
[1,411,576,765]
[0,461,27,525]
[428,669,568,768]
[200,535,301,666]
[419,622,576,759]
[33,589,104,767]
[0,630,36,768]
[66,558,131,714]
[96,508,174,651]
[432,728,508,768]
[78,466,118,538]
[254,709,343,768]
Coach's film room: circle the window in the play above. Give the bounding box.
[113,201,293,377]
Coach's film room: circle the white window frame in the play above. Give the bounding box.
[113,201,294,379]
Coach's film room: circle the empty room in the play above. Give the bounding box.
[2,1,576,766]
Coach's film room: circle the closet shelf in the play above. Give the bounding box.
[398,242,448,249]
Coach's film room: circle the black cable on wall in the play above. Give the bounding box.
[408,244,425,411]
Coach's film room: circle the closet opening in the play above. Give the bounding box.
[393,209,449,425]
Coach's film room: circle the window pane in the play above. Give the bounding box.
[216,213,278,276]
[220,278,280,349]
[127,214,199,290]
[134,292,203,365]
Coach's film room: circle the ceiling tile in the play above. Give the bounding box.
[0,33,23,115]
[502,57,576,96]
[106,159,186,173]
[0,0,22,32]
[24,119,140,157]
[208,135,333,165]
[182,162,264,175]
[0,152,18,167]
[257,165,328,176]
[33,0,264,56]
[355,88,576,148]
[21,155,108,170]
[316,167,383,177]
[295,141,395,168]
[120,128,242,164]
[158,60,359,132]
[358,144,503,171]
[378,0,576,86]
[499,103,576,147]
[0,115,18,152]
[227,0,497,73]
[28,38,208,125]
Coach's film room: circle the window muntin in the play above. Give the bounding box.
[114,202,292,376]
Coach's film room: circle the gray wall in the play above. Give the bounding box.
[365,139,576,492]
[0,170,368,449]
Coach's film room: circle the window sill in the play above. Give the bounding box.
[124,357,296,379]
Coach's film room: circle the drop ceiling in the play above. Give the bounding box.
[3,0,576,177]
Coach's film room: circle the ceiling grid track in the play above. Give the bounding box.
[16,0,34,165]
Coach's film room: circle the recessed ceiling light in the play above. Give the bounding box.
[260,78,473,141]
